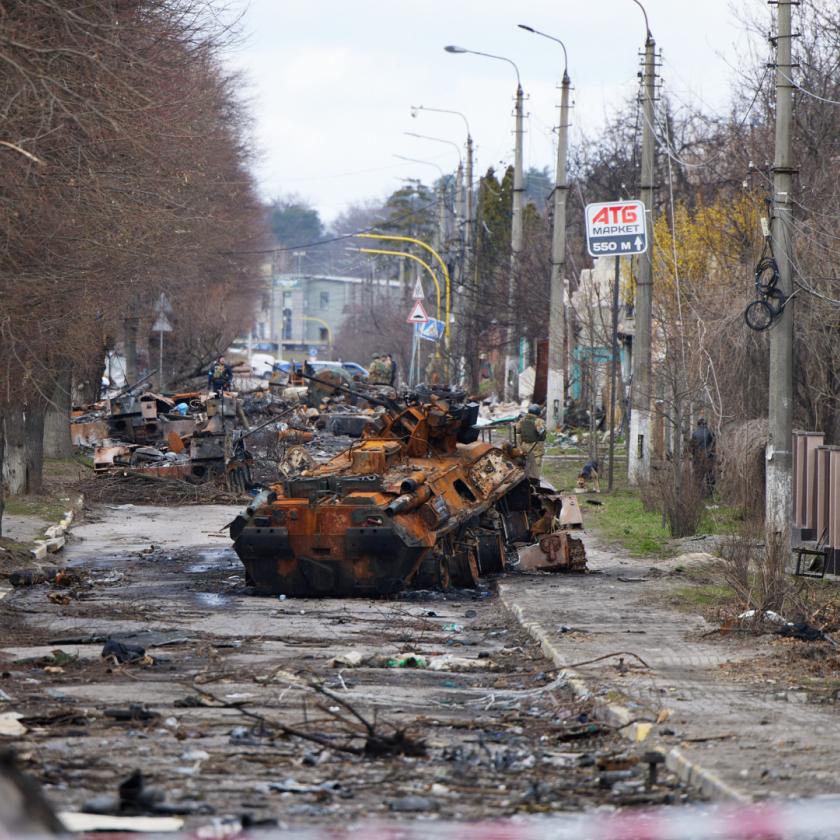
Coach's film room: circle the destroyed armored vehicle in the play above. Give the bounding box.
[230,384,584,596]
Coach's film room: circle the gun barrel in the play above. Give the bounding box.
[294,368,400,411]
[113,369,158,399]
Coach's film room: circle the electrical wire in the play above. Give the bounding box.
[640,67,771,171]
[778,69,840,107]
[272,158,449,183]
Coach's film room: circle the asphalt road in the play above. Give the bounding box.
[0,504,692,828]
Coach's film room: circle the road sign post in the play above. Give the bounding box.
[583,200,649,491]
[151,309,173,392]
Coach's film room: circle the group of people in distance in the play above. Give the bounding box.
[516,403,716,497]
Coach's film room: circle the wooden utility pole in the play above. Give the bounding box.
[766,0,795,539]
[628,30,656,485]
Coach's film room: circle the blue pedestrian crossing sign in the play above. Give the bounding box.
[416,318,444,342]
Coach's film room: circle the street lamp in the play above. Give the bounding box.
[625,0,656,486]
[444,44,524,401]
[517,24,568,80]
[410,105,475,388]
[518,24,571,435]
[394,153,448,254]
[393,153,444,180]
[410,105,474,257]
[403,131,462,168]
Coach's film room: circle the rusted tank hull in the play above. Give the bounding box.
[230,489,432,597]
[232,516,428,597]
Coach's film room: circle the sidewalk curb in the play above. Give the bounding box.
[30,494,84,561]
[498,583,749,803]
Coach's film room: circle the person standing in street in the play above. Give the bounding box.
[690,417,716,495]
[386,353,398,387]
[208,355,232,396]
[368,354,389,386]
[516,404,547,481]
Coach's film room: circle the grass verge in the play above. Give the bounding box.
[544,448,740,558]
[543,451,671,557]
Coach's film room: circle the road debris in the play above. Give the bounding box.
[0,505,695,827]
[0,713,26,737]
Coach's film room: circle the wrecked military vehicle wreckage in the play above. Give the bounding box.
[230,382,585,596]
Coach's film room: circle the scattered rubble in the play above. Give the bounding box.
[72,366,409,501]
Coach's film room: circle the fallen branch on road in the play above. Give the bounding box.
[186,676,426,758]
[564,651,652,670]
[74,473,246,506]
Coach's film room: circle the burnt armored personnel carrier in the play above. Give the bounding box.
[230,385,584,596]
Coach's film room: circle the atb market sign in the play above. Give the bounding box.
[584,200,648,257]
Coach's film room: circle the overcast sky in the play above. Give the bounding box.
[224,0,765,225]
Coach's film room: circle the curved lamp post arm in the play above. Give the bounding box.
[630,0,652,41]
[355,247,442,329]
[410,105,471,138]
[393,154,445,179]
[357,232,450,349]
[403,132,462,168]
[444,45,520,88]
[517,24,568,81]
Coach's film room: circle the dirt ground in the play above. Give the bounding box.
[0,504,693,829]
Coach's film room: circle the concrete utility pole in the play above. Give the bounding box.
[519,25,570,428]
[505,82,525,402]
[766,0,795,539]
[628,19,656,486]
[465,133,474,260]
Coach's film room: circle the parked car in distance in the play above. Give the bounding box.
[340,362,368,379]
[250,353,276,378]
[272,360,368,381]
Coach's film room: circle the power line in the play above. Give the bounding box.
[778,69,840,107]
[642,67,771,171]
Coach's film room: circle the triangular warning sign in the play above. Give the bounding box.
[412,277,425,300]
[406,300,429,324]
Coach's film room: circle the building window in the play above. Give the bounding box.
[282,308,292,340]
[283,291,292,303]
[320,291,329,310]
[319,328,328,342]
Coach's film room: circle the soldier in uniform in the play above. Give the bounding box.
[516,404,547,480]
[207,355,232,396]
[368,354,390,386]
